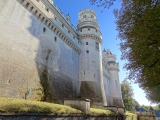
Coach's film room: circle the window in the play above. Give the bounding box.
[68,31,70,34]
[96,29,97,32]
[86,50,89,53]
[88,28,90,31]
[45,7,49,12]
[84,70,85,75]
[43,27,46,33]
[62,24,64,28]
[86,42,88,45]
[54,36,57,42]
[55,16,57,20]
[91,15,93,18]
[83,15,86,18]
[94,74,95,78]
[95,42,99,51]
[80,29,82,32]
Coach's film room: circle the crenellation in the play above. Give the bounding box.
[17,0,81,54]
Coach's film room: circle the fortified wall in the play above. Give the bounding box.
[0,0,81,103]
[0,0,124,107]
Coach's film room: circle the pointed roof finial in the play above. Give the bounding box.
[103,48,107,52]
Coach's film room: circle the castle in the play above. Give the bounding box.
[0,0,124,107]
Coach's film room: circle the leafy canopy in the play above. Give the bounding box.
[121,80,138,110]
[90,0,160,103]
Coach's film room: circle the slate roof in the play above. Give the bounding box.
[135,107,146,112]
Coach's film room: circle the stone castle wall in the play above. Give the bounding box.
[0,0,124,107]
[0,0,80,103]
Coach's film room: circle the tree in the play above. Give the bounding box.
[114,0,160,103]
[154,105,160,110]
[90,0,160,103]
[121,80,137,110]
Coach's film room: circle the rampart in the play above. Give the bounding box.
[0,0,80,103]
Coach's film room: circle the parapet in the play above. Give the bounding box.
[79,9,97,19]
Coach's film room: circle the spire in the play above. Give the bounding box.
[103,48,107,52]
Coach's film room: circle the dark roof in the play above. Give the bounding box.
[103,48,107,52]
[108,61,116,64]
[155,110,160,117]
[135,107,146,112]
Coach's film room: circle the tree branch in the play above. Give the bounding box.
[148,59,159,68]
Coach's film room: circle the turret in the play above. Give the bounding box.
[106,49,124,107]
[78,9,107,107]
[102,49,108,63]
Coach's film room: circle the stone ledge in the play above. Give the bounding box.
[64,98,90,114]
[104,106,126,115]
[64,98,90,102]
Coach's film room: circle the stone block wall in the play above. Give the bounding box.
[0,0,79,103]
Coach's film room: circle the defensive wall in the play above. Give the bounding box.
[0,0,81,103]
[0,0,124,107]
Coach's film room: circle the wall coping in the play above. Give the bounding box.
[64,98,90,102]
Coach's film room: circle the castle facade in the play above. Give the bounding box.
[0,0,123,107]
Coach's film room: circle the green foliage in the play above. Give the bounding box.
[41,67,52,102]
[126,111,137,120]
[153,104,160,110]
[90,0,160,103]
[89,0,116,10]
[113,0,160,103]
[121,80,138,110]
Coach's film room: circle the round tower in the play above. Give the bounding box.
[78,9,106,106]
[107,49,124,107]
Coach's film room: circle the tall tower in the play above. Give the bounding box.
[106,49,124,107]
[77,9,106,106]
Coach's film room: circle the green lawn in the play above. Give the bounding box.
[0,97,82,115]
[0,97,115,116]
[126,111,137,120]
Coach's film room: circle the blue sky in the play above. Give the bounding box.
[54,0,151,106]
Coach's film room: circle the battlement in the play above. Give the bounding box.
[18,0,81,54]
[52,3,76,30]
[107,63,119,71]
[77,18,99,30]
[79,9,96,19]
[77,9,100,31]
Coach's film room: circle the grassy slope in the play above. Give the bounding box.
[126,111,137,120]
[0,97,115,116]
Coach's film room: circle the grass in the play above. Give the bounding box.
[0,97,115,116]
[0,97,82,115]
[126,111,137,120]
[90,108,115,116]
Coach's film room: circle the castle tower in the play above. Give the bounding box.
[77,9,107,106]
[106,49,124,107]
